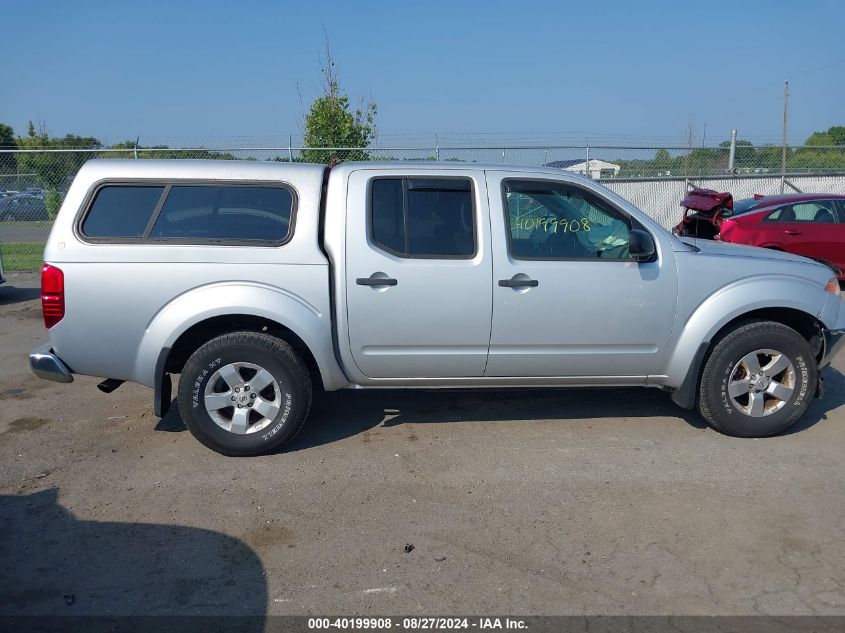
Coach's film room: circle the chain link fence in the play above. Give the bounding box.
[2,144,844,273]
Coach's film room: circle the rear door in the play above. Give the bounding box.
[344,169,492,378]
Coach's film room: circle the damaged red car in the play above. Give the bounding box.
[674,189,845,281]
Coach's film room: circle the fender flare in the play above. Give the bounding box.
[663,275,828,404]
[133,281,348,396]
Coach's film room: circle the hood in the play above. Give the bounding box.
[680,238,825,268]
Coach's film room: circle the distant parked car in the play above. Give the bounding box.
[675,192,845,281]
[0,194,49,221]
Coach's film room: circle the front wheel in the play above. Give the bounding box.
[697,321,817,437]
[177,331,312,456]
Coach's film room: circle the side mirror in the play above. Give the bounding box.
[628,229,655,262]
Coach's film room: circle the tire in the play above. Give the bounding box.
[177,331,312,456]
[697,321,817,437]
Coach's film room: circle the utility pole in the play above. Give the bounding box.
[780,80,789,193]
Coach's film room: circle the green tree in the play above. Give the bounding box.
[754,146,785,172]
[805,126,845,146]
[300,39,377,164]
[16,121,101,190]
[718,138,755,169]
[0,122,16,175]
[685,148,723,176]
[829,126,845,146]
[789,147,845,172]
[106,140,239,161]
[653,148,672,174]
[44,188,63,220]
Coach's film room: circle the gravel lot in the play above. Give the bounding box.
[2,271,845,617]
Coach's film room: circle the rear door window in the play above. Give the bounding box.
[836,200,845,223]
[369,177,475,258]
[371,178,405,254]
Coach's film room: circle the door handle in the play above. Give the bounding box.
[357,276,398,286]
[784,229,802,236]
[498,278,539,288]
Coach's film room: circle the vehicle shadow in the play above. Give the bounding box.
[155,367,845,451]
[292,367,845,450]
[0,488,267,626]
[0,284,41,305]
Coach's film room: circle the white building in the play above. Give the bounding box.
[545,159,621,180]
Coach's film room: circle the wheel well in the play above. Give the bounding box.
[712,307,824,362]
[164,315,322,388]
[671,306,824,410]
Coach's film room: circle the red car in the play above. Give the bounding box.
[716,194,845,279]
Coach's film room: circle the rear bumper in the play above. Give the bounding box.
[29,343,74,383]
[821,328,845,368]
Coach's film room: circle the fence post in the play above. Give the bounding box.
[727,129,736,174]
[585,144,590,178]
[435,134,440,161]
[780,80,789,193]
[288,134,293,163]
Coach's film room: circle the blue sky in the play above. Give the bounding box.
[2,0,843,147]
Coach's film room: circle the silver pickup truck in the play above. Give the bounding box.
[29,159,845,455]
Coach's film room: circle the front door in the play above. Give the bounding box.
[345,169,492,378]
[770,200,844,269]
[485,172,678,379]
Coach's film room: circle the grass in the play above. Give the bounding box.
[0,243,43,272]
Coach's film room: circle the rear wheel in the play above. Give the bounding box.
[177,331,312,456]
[697,321,816,437]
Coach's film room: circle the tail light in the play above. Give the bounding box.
[41,264,64,328]
[718,219,737,241]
